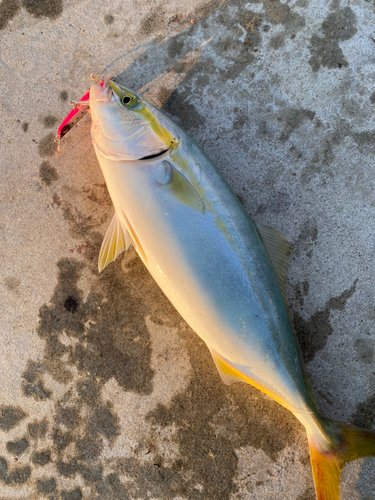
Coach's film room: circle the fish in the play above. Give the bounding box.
[85,79,375,500]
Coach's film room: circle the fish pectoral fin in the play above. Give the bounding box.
[98,212,132,273]
[255,224,291,293]
[210,350,249,386]
[158,161,205,214]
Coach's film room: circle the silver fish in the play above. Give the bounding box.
[87,79,375,500]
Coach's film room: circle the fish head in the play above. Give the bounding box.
[89,80,176,160]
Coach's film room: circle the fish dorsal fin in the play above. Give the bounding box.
[158,161,205,214]
[256,224,291,297]
[98,212,132,272]
[210,350,248,386]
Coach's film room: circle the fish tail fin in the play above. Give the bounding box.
[308,419,375,500]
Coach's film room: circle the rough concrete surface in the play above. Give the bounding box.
[1,0,375,498]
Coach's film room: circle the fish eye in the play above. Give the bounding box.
[121,94,135,106]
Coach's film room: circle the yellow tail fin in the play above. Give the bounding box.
[309,420,375,500]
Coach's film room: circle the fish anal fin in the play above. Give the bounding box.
[120,211,148,265]
[210,350,250,386]
[98,212,132,273]
[158,161,205,214]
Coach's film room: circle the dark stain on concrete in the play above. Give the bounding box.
[59,90,69,102]
[370,91,375,104]
[0,457,31,485]
[64,295,78,313]
[22,122,29,132]
[294,281,310,308]
[270,33,285,50]
[43,115,58,128]
[37,255,155,394]
[28,417,48,440]
[163,89,206,132]
[31,449,51,466]
[352,130,375,151]
[3,276,20,292]
[39,161,59,186]
[6,438,29,456]
[167,37,185,59]
[104,14,114,25]
[0,0,20,30]
[0,0,63,27]
[293,279,358,363]
[61,488,83,500]
[22,0,62,19]
[38,132,58,157]
[0,406,27,431]
[293,219,318,259]
[263,0,305,31]
[139,7,166,36]
[308,7,357,72]
[21,360,52,400]
[278,108,316,142]
[36,476,57,494]
[353,394,375,429]
[354,337,374,364]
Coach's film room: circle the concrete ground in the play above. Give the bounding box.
[1,0,375,498]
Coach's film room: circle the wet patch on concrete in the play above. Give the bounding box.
[0,0,62,30]
[31,449,51,466]
[163,88,206,132]
[43,115,58,128]
[352,130,375,153]
[61,488,83,499]
[22,0,62,19]
[0,0,20,30]
[278,108,315,142]
[104,14,114,25]
[294,281,310,308]
[3,276,21,293]
[0,457,31,485]
[353,394,375,429]
[353,337,374,365]
[27,417,48,440]
[293,219,318,259]
[59,90,69,102]
[139,7,167,37]
[21,360,52,400]
[39,161,59,186]
[6,438,29,456]
[36,476,57,494]
[36,251,157,393]
[293,279,357,364]
[0,406,27,431]
[308,7,357,72]
[38,132,58,157]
